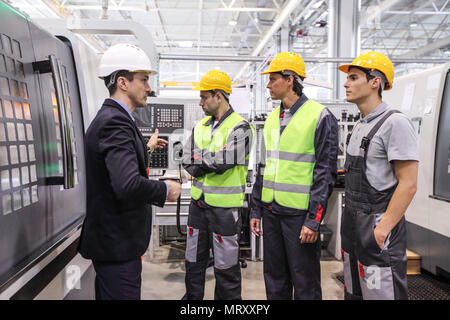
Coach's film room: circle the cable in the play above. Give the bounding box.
[176,162,185,235]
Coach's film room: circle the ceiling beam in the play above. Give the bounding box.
[310,0,443,57]
[397,35,450,58]
[64,5,280,12]
[361,0,403,26]
[234,0,304,80]
[384,10,450,15]
[159,53,450,64]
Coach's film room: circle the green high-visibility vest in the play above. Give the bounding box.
[261,100,325,210]
[190,112,254,207]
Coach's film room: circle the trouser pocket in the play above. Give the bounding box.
[373,212,391,250]
[212,232,239,270]
[355,210,390,265]
[185,226,200,263]
[358,261,395,300]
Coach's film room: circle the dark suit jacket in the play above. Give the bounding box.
[79,98,166,262]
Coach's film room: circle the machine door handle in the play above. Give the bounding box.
[33,55,75,189]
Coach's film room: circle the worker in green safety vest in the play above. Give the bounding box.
[250,52,339,300]
[181,70,254,300]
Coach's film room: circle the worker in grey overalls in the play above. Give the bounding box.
[338,52,419,300]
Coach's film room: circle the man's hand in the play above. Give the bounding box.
[250,218,262,236]
[147,129,168,153]
[299,225,318,244]
[373,226,389,250]
[165,179,182,202]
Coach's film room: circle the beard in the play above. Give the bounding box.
[202,103,219,117]
[135,102,147,108]
[132,94,148,109]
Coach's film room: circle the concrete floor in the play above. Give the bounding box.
[141,246,344,300]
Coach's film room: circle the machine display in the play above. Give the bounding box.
[134,102,184,134]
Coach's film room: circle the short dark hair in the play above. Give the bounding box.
[280,73,304,97]
[104,70,136,96]
[349,66,383,98]
[209,89,230,103]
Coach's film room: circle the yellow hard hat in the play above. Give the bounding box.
[261,52,306,78]
[193,70,232,94]
[338,51,394,90]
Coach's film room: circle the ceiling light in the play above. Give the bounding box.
[229,20,237,26]
[222,41,230,47]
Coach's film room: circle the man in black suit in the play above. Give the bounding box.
[78,43,181,300]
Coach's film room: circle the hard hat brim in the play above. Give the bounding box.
[337,64,351,73]
[260,68,306,78]
[192,86,208,91]
[192,86,232,94]
[131,69,158,76]
[260,67,285,75]
[98,69,157,79]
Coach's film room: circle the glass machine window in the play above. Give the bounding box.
[434,70,450,200]
[0,35,38,215]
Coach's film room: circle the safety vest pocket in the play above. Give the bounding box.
[185,226,199,263]
[212,232,239,270]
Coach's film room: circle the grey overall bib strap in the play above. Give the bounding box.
[341,109,408,300]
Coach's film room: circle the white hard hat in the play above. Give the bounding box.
[98,43,157,79]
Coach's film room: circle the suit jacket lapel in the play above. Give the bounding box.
[103,99,150,174]
[132,120,149,169]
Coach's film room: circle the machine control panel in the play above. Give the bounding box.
[134,100,187,170]
[155,105,183,130]
[133,103,184,134]
[149,135,169,168]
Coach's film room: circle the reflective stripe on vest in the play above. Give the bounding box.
[261,100,325,210]
[266,150,316,163]
[193,179,246,194]
[190,112,254,207]
[262,180,311,194]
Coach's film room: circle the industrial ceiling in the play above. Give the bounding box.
[5,0,450,87]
